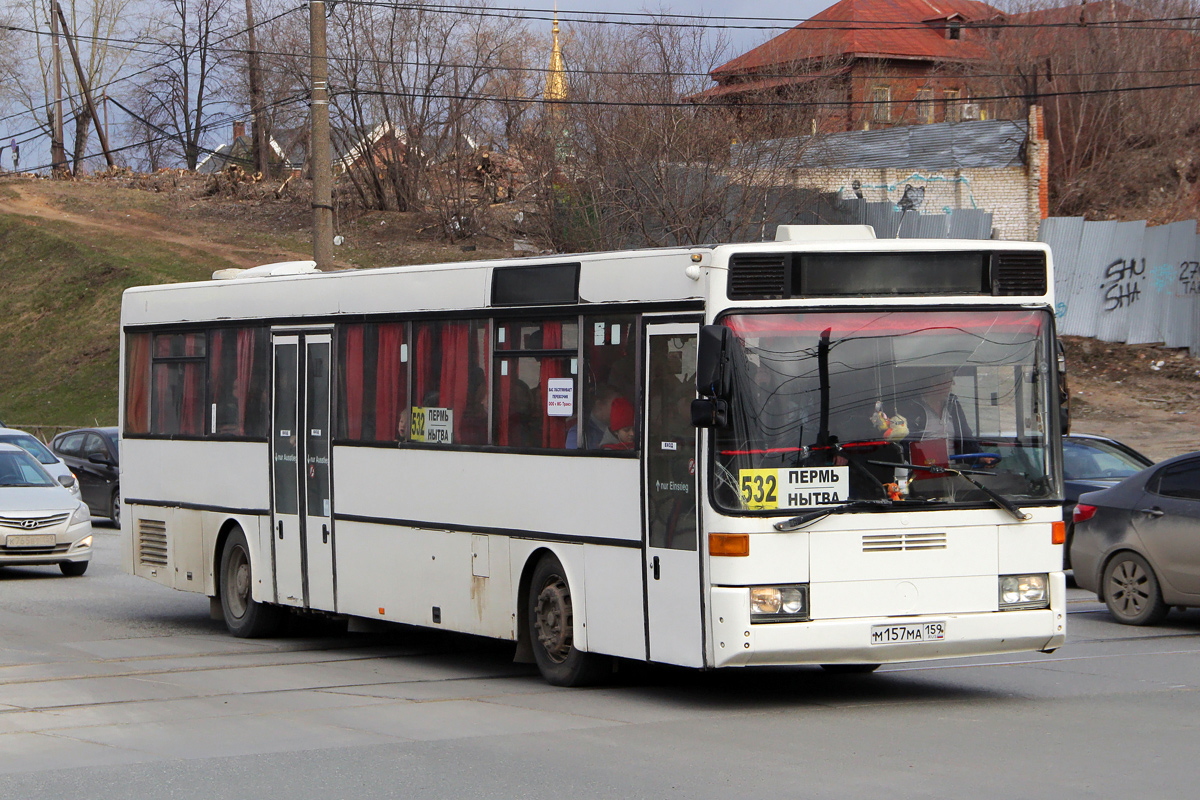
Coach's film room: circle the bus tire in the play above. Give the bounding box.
[527,554,608,687]
[219,527,284,638]
[821,663,881,674]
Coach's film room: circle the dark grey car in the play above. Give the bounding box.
[1061,434,1154,568]
[1070,451,1200,625]
[49,427,120,526]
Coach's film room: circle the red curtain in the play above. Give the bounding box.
[374,323,405,441]
[180,333,203,435]
[344,325,365,439]
[414,323,435,408]
[235,329,256,436]
[125,333,150,434]
[439,322,470,414]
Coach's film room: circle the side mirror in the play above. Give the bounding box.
[691,398,728,429]
[696,324,732,399]
[87,452,114,467]
[58,473,77,489]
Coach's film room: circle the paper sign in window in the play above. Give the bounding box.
[546,378,574,417]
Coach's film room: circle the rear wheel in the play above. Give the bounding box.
[110,488,121,528]
[527,554,609,686]
[1103,552,1169,626]
[59,560,88,577]
[220,528,284,637]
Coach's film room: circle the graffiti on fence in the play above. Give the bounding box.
[1101,257,1144,311]
[1181,262,1200,295]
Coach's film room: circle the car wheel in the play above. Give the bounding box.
[110,488,121,528]
[527,553,609,686]
[1102,552,1169,626]
[60,561,88,577]
[219,527,284,638]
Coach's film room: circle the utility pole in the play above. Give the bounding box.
[49,2,66,175]
[310,0,333,269]
[245,0,269,176]
[55,2,115,169]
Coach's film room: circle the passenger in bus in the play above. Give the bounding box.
[601,396,636,450]
[567,384,617,449]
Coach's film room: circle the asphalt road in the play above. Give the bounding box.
[2,526,1199,799]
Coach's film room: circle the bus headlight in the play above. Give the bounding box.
[750,585,809,622]
[999,574,1049,609]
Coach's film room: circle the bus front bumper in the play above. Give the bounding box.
[710,582,1067,668]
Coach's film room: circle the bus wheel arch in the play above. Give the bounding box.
[523,550,609,686]
[217,523,284,638]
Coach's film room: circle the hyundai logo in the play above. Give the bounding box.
[21,519,38,529]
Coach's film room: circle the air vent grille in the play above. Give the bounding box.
[138,519,168,566]
[993,252,1047,295]
[728,253,787,299]
[863,532,947,552]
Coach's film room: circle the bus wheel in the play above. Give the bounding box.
[528,554,608,687]
[820,664,881,674]
[219,528,284,638]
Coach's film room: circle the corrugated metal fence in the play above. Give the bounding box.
[1038,217,1200,355]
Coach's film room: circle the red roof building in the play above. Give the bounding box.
[696,0,1006,132]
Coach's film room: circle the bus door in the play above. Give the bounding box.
[270,330,335,611]
[643,322,704,667]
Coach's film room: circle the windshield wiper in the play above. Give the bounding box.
[867,460,1031,521]
[774,499,895,532]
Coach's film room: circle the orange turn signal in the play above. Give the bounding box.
[709,533,750,557]
[1051,521,1066,545]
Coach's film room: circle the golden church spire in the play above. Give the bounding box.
[545,12,567,103]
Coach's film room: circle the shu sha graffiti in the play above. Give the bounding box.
[1101,257,1144,311]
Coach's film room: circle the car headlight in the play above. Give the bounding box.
[69,503,90,526]
[71,535,92,551]
[999,574,1049,609]
[750,585,809,622]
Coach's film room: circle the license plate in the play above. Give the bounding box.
[871,621,946,645]
[5,534,56,548]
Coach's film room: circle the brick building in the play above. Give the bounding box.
[694,0,1005,131]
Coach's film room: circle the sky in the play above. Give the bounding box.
[522,0,832,55]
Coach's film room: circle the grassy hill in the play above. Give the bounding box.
[0,212,224,427]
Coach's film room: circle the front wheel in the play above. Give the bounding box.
[219,528,284,638]
[59,560,88,577]
[527,554,609,686]
[1103,552,1169,626]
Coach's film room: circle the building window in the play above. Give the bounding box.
[915,89,935,124]
[947,21,962,40]
[870,86,891,122]
[944,89,962,123]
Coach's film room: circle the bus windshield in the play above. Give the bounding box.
[712,308,1060,513]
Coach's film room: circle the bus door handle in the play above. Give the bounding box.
[651,555,660,580]
[277,521,283,540]
[322,523,329,544]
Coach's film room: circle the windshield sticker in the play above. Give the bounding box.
[411,407,453,443]
[739,466,849,510]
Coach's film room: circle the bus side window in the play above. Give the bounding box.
[412,320,489,446]
[151,332,206,436]
[577,316,637,450]
[209,327,270,438]
[494,319,579,450]
[124,332,151,435]
[337,322,409,443]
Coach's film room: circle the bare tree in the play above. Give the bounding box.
[531,14,831,251]
[987,0,1200,217]
[138,0,237,170]
[328,0,528,231]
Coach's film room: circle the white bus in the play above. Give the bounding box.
[119,226,1066,685]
